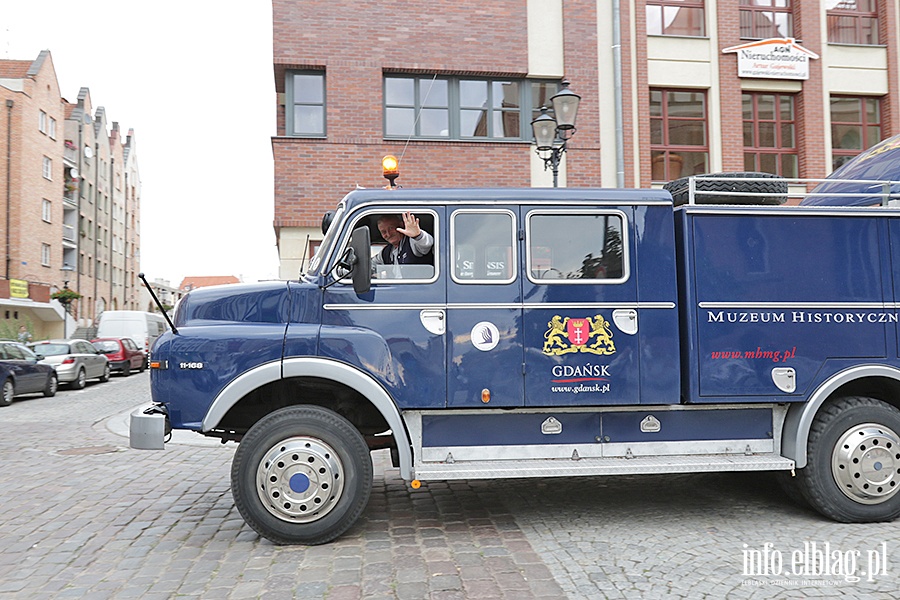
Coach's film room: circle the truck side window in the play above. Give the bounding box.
[527,212,626,282]
[451,210,516,283]
[365,210,437,282]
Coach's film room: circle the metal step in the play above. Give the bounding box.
[412,453,794,481]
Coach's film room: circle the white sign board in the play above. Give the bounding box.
[722,38,819,80]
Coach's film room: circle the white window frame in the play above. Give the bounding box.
[42,156,52,180]
[42,199,52,223]
[39,110,47,133]
[41,244,51,267]
[450,209,517,285]
[525,209,630,286]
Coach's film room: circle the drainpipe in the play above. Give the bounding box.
[93,141,99,324]
[5,99,12,279]
[76,121,82,297]
[109,155,114,305]
[124,171,128,309]
[613,0,625,187]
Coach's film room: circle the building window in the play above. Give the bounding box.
[42,199,52,223]
[827,0,878,45]
[740,0,793,39]
[384,76,559,141]
[39,110,47,133]
[743,93,797,177]
[650,89,709,182]
[41,244,50,267]
[286,71,325,136]
[831,95,883,170]
[646,0,706,36]
[49,117,56,139]
[42,156,52,180]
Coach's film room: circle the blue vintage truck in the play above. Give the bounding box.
[132,179,900,545]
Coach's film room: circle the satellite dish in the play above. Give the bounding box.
[70,168,79,179]
[84,146,94,159]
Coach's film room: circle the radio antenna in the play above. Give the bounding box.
[398,73,438,166]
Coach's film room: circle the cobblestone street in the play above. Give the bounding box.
[0,374,898,599]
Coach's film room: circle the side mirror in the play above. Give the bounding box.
[34,354,44,361]
[349,226,371,294]
[322,211,335,235]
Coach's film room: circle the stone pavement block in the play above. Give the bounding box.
[4,376,900,599]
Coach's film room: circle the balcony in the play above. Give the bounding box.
[62,224,77,248]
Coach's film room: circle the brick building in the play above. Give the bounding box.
[0,50,142,338]
[273,0,900,278]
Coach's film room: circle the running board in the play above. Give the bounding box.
[412,454,795,481]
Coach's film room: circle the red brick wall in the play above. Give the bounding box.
[273,0,584,228]
[560,0,601,187]
[0,60,65,285]
[796,0,826,179]
[717,0,744,172]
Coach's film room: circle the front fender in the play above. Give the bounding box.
[202,357,413,479]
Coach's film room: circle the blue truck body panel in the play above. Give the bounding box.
[145,186,900,471]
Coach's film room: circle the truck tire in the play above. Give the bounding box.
[795,396,900,522]
[663,171,788,206]
[231,405,373,545]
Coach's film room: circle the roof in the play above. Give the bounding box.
[179,276,241,291]
[0,60,31,79]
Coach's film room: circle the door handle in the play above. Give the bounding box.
[612,309,638,335]
[420,310,446,335]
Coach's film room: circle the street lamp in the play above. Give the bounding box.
[531,79,581,187]
[60,264,75,338]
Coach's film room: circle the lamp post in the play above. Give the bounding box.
[60,264,75,339]
[530,79,581,187]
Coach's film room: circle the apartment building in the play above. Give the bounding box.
[0,50,142,337]
[272,1,900,278]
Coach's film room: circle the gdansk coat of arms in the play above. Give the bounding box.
[542,315,616,356]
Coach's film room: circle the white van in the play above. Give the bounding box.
[95,311,169,356]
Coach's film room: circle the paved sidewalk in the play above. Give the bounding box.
[1,373,898,599]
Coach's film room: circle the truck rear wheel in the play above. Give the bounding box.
[796,396,900,522]
[231,405,373,545]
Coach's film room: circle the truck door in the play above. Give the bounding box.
[446,208,524,407]
[320,207,446,410]
[521,207,643,406]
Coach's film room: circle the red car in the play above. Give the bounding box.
[91,337,146,376]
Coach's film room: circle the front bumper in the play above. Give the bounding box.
[130,404,170,450]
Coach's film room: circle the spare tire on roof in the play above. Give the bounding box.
[663,171,788,206]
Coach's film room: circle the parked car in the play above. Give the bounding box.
[91,337,146,376]
[0,340,58,406]
[28,339,110,389]
[96,311,168,360]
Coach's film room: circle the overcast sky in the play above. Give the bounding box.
[2,1,279,287]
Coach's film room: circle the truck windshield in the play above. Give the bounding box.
[307,204,345,274]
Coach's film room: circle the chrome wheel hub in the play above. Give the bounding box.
[832,423,900,504]
[256,436,345,523]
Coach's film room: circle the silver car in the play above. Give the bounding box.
[28,339,110,389]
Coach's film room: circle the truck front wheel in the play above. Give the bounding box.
[796,396,900,522]
[231,405,373,545]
